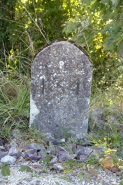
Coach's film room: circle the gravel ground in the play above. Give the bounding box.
[0,162,122,185]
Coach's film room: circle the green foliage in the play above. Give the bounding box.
[120,180,123,185]
[0,163,10,176]
[65,177,71,182]
[0,0,17,53]
[40,154,51,165]
[20,165,32,172]
[116,150,123,159]
[0,70,30,139]
[55,182,60,185]
[89,0,123,53]
[0,0,83,73]
[84,155,97,165]
[63,159,76,170]
[63,0,123,89]
[78,173,83,179]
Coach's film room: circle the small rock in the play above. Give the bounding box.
[58,151,73,161]
[19,144,29,151]
[4,144,10,151]
[53,163,64,171]
[24,149,43,161]
[1,155,16,165]
[10,140,17,147]
[90,145,103,152]
[46,143,56,155]
[26,153,41,161]
[64,144,76,154]
[0,151,8,159]
[16,151,22,159]
[25,149,37,155]
[50,156,58,164]
[8,146,18,156]
[79,154,87,161]
[28,143,45,151]
[55,146,66,153]
[60,138,65,143]
[19,161,30,165]
[43,133,54,140]
[38,150,46,158]
[22,152,28,159]
[50,139,60,145]
[0,138,4,146]
[76,146,93,157]
[0,146,5,150]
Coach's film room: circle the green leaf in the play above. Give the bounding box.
[40,154,51,165]
[116,150,123,158]
[101,0,109,4]
[55,182,60,185]
[1,165,10,176]
[112,157,118,165]
[120,180,123,185]
[111,0,119,6]
[20,165,32,172]
[104,44,115,51]
[78,173,83,179]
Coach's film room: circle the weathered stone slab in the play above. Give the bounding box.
[30,40,93,139]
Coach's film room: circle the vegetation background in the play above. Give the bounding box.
[0,0,123,153]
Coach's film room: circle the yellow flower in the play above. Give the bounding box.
[104,137,107,141]
[105,151,108,154]
[95,144,98,146]
[64,170,66,173]
[93,150,96,152]
[104,142,107,145]
[98,139,101,142]
[108,148,111,152]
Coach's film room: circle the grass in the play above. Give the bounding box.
[0,70,30,140]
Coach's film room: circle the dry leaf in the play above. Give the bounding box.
[99,156,113,168]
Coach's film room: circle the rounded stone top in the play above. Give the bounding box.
[34,39,92,64]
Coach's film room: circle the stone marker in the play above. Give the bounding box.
[30,40,93,139]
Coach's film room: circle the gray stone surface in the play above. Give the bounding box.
[8,146,18,156]
[30,40,93,139]
[1,155,16,165]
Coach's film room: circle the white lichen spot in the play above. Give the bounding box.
[88,77,92,82]
[40,75,45,79]
[59,61,64,69]
[48,64,52,67]
[53,73,57,77]
[30,94,40,126]
[86,98,90,104]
